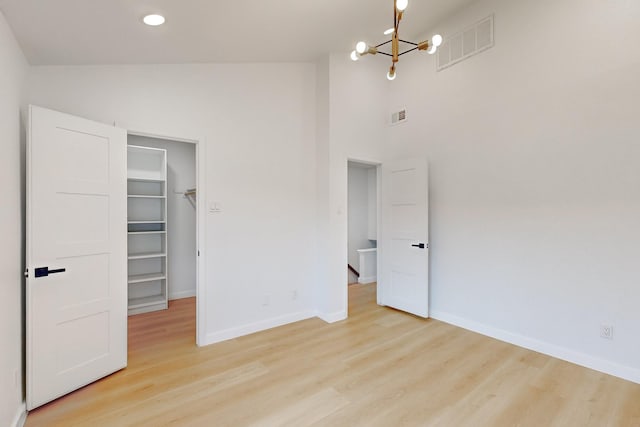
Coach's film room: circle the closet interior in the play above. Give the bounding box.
[126,136,197,315]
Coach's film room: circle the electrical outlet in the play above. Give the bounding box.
[262,295,270,307]
[600,324,613,340]
[291,290,298,300]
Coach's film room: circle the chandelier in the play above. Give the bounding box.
[351,0,443,80]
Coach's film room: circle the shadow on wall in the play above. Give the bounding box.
[20,109,26,400]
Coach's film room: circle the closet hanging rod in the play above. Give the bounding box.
[184,188,197,196]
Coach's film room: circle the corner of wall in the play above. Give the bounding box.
[316,310,347,324]
[11,404,26,427]
[0,8,30,427]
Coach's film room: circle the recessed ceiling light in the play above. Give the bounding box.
[143,14,165,26]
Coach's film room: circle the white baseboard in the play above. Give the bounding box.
[12,403,26,427]
[316,310,347,324]
[169,290,196,300]
[358,276,376,284]
[431,310,640,385]
[202,310,317,346]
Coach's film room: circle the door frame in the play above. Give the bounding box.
[125,128,207,347]
[345,156,383,313]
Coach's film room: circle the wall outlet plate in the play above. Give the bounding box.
[600,324,613,340]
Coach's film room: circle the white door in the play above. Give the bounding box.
[380,158,429,318]
[26,105,128,410]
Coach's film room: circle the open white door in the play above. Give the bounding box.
[26,105,127,410]
[380,158,429,318]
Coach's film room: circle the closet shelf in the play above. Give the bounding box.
[128,220,166,224]
[128,294,167,310]
[128,231,167,235]
[128,177,165,183]
[128,273,167,284]
[128,195,167,199]
[128,252,167,260]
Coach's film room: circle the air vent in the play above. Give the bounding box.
[390,108,408,126]
[437,15,494,71]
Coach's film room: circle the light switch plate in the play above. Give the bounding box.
[209,201,223,213]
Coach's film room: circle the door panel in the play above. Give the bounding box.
[57,254,111,307]
[27,105,127,410]
[380,158,429,318]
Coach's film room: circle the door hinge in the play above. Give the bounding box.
[24,269,29,278]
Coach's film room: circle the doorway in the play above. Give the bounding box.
[347,160,380,306]
[126,133,200,341]
[26,106,207,410]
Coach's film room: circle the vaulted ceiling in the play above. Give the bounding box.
[0,0,476,65]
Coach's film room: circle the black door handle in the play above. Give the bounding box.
[411,243,426,249]
[34,267,66,278]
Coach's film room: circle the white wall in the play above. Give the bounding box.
[0,10,27,427]
[347,164,375,274]
[315,54,388,320]
[128,135,197,300]
[27,63,317,344]
[386,0,640,381]
[314,56,331,317]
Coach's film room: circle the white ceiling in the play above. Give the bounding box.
[0,0,476,65]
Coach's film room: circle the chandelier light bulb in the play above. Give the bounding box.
[387,68,397,81]
[427,45,437,55]
[350,50,360,61]
[432,34,443,47]
[356,41,368,54]
[396,0,409,12]
[384,28,395,35]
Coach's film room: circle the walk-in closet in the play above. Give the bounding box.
[127,135,197,315]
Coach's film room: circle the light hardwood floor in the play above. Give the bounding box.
[26,284,640,426]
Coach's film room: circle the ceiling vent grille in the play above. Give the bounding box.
[437,15,494,71]
[390,108,408,126]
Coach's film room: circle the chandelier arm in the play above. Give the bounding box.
[394,0,397,29]
[399,39,418,46]
[392,8,400,62]
[377,52,394,57]
[375,40,393,48]
[398,47,420,56]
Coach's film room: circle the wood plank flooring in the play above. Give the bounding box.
[25,284,640,426]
